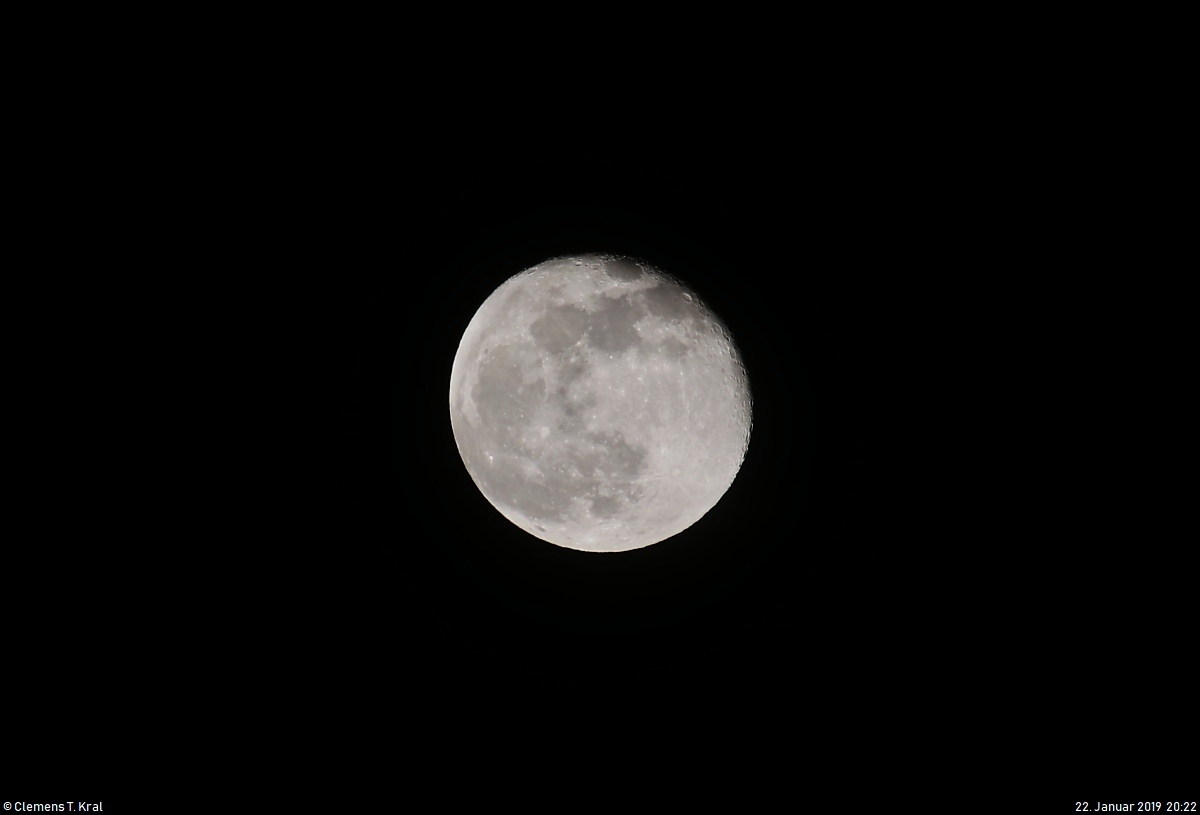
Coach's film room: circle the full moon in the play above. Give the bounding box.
[449,254,751,553]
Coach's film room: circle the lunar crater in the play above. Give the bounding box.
[604,257,644,282]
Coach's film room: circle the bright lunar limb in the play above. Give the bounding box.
[449,254,752,553]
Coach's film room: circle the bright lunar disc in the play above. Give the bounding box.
[449,254,752,553]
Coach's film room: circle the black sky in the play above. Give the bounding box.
[13,83,1184,798]
[6,19,1190,806]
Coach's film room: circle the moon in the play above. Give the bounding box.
[449,254,751,553]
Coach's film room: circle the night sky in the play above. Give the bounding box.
[6,15,1191,809]
[11,82,1184,801]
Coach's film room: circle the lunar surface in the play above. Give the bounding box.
[449,254,751,552]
